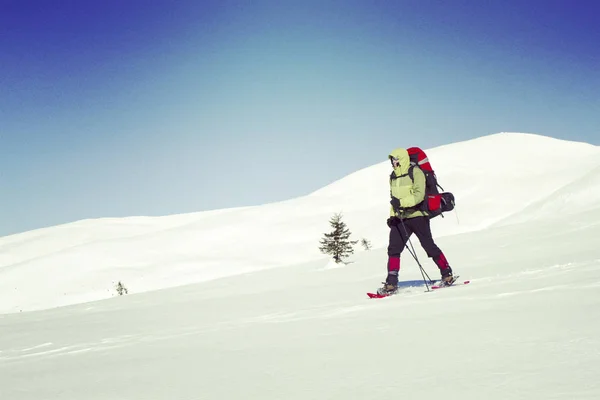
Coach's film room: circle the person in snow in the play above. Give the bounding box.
[378,148,453,295]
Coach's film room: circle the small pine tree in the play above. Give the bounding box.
[361,238,372,251]
[115,281,128,296]
[319,212,358,263]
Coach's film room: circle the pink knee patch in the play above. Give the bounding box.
[435,253,450,269]
[388,257,400,272]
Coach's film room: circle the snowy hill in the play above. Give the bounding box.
[1,132,599,314]
[2,132,600,399]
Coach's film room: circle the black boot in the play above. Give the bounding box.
[440,267,455,285]
[377,282,398,295]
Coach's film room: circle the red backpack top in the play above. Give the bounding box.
[405,147,454,218]
[407,147,434,174]
[407,147,443,194]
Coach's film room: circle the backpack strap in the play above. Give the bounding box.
[414,166,445,192]
[408,165,415,182]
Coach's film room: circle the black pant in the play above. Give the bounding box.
[387,216,442,259]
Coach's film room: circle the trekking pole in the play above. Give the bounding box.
[396,219,434,291]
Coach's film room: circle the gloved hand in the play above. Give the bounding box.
[386,217,398,228]
[390,197,401,213]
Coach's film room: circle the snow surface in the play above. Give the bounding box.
[1,132,600,399]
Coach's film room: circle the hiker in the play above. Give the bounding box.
[378,147,454,295]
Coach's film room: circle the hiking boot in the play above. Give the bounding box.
[376,282,398,295]
[441,267,454,284]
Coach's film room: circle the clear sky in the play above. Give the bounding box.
[1,0,599,237]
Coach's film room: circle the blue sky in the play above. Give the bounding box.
[1,0,599,236]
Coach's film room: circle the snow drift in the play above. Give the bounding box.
[2,132,600,400]
[1,132,599,314]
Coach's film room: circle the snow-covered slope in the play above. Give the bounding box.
[2,132,600,400]
[1,132,599,314]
